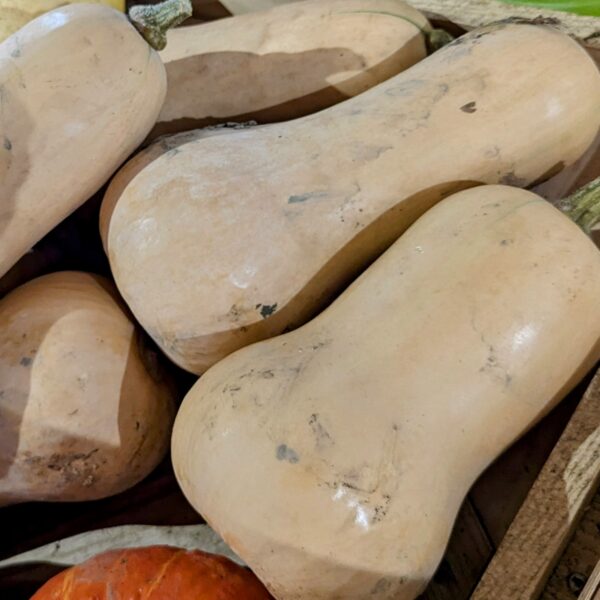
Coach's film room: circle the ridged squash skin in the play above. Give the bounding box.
[0,4,166,278]
[152,0,430,138]
[172,185,600,600]
[108,22,600,375]
[0,272,175,506]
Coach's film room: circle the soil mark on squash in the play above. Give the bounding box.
[276,444,300,464]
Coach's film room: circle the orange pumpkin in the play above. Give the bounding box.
[30,546,272,599]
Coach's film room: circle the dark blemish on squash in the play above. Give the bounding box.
[500,239,513,246]
[373,494,392,524]
[261,369,275,379]
[485,146,501,159]
[135,421,140,430]
[68,409,79,417]
[371,578,393,594]
[227,304,243,322]
[288,191,328,204]
[223,384,241,394]
[10,45,21,59]
[505,373,512,387]
[0,390,4,398]
[276,444,299,464]
[500,171,529,187]
[529,161,566,187]
[239,369,255,379]
[309,413,334,449]
[167,147,181,158]
[23,449,100,486]
[259,303,278,318]
[460,101,477,113]
[3,138,11,151]
[20,357,32,367]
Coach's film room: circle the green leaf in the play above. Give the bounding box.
[499,0,600,17]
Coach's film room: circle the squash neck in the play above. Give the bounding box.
[129,0,193,51]
[559,176,600,236]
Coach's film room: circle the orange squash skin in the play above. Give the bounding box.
[31,546,273,600]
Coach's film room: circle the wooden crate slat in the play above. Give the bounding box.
[471,368,600,599]
[579,557,600,600]
[542,489,600,599]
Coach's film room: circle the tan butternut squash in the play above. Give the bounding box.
[0,0,125,43]
[151,0,437,138]
[100,125,258,253]
[0,272,175,506]
[0,3,167,278]
[108,21,600,375]
[171,184,600,600]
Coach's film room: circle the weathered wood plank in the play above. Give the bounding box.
[542,489,600,599]
[579,555,600,600]
[471,368,600,599]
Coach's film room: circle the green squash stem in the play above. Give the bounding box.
[129,0,193,51]
[339,11,454,53]
[559,175,600,235]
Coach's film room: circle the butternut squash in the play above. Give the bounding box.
[151,0,436,138]
[100,125,259,253]
[108,21,600,375]
[0,3,167,278]
[171,184,600,600]
[0,1,125,43]
[0,272,175,506]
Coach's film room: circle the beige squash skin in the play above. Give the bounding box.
[100,129,231,254]
[109,23,600,375]
[172,186,600,600]
[0,272,176,506]
[152,0,429,138]
[0,4,166,278]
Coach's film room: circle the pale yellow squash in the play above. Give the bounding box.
[0,4,166,278]
[152,0,433,138]
[0,272,176,506]
[108,22,600,375]
[172,185,600,600]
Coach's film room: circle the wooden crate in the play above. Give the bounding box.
[0,1,599,598]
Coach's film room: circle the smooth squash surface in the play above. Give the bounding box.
[0,272,175,506]
[172,185,600,600]
[31,546,272,600]
[109,22,600,374]
[0,1,125,43]
[153,0,430,138]
[0,4,166,278]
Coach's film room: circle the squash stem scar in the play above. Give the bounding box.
[560,175,600,235]
[338,10,454,53]
[129,0,192,51]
